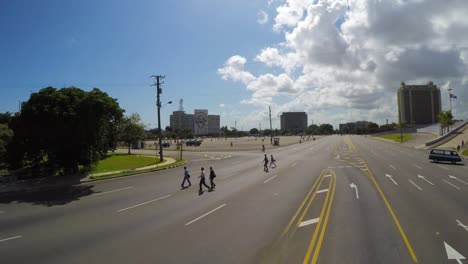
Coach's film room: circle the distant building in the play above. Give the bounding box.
[169,109,220,136]
[397,81,441,125]
[170,111,194,131]
[208,115,220,135]
[280,112,308,133]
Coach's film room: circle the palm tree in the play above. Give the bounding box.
[438,111,454,134]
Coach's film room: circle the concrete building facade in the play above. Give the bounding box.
[169,111,194,131]
[280,112,308,132]
[208,115,220,135]
[169,109,220,136]
[397,81,441,125]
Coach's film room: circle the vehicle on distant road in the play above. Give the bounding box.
[186,139,202,146]
[429,149,462,164]
[162,142,171,148]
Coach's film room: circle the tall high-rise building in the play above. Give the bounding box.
[280,112,308,132]
[397,81,441,125]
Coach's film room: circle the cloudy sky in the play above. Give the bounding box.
[1,0,467,130]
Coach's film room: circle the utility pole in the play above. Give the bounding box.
[269,105,273,144]
[151,75,165,162]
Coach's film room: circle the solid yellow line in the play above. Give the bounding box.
[276,170,326,243]
[295,174,326,227]
[302,171,333,264]
[311,171,336,264]
[363,160,418,263]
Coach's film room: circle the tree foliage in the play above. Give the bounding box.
[249,128,259,134]
[438,110,454,134]
[7,87,124,175]
[119,113,146,154]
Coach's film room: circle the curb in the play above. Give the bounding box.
[0,160,187,198]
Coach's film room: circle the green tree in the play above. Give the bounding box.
[0,124,13,166]
[7,87,124,175]
[249,128,259,134]
[307,124,319,135]
[438,110,454,134]
[318,124,334,135]
[120,113,146,154]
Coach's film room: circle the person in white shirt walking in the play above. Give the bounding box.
[198,167,210,193]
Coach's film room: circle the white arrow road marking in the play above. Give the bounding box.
[456,219,468,232]
[444,241,465,264]
[290,162,297,167]
[324,174,331,178]
[443,180,461,190]
[389,164,396,170]
[408,180,423,191]
[299,218,319,227]
[449,175,468,185]
[185,204,226,226]
[385,174,398,185]
[264,175,278,184]
[350,183,359,199]
[418,175,435,185]
[0,235,22,243]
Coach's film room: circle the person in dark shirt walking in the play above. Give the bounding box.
[263,154,269,172]
[270,154,276,168]
[209,167,217,190]
[181,166,191,189]
[198,167,210,194]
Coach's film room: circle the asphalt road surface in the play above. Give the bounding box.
[1,135,467,264]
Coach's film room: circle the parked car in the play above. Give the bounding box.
[162,142,170,148]
[186,139,202,146]
[429,149,462,164]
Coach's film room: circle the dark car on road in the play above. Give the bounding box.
[429,149,462,164]
[186,139,202,146]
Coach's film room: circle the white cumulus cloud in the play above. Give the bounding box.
[219,0,468,127]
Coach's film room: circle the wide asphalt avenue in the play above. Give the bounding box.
[1,135,467,263]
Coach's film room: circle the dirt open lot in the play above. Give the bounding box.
[143,136,319,152]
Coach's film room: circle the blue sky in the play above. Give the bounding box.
[0,0,281,129]
[2,0,467,130]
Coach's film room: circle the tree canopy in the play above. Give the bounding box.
[119,113,146,154]
[7,87,124,175]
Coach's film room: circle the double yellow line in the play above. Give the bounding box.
[269,169,336,264]
[302,170,336,264]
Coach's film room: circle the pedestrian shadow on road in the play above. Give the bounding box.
[0,184,96,207]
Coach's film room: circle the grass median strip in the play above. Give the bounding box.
[89,159,186,181]
[374,133,413,143]
[92,154,161,174]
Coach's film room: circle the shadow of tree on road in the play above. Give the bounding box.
[0,184,96,207]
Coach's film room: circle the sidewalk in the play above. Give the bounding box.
[0,157,181,197]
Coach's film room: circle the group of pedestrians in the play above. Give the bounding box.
[263,154,276,172]
[181,166,216,194]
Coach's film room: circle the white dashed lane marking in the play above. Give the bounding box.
[0,235,22,243]
[185,204,227,226]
